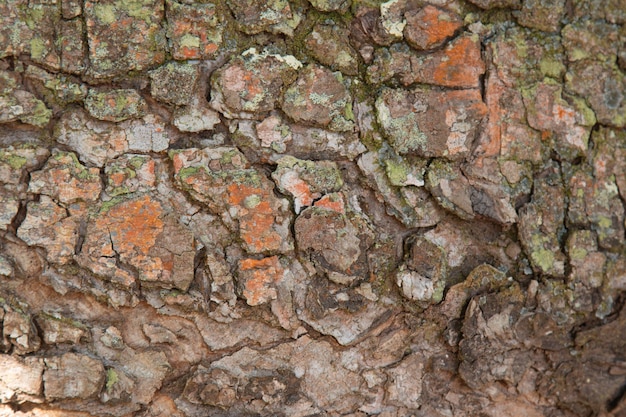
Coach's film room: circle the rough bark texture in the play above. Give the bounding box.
[0,0,625,416]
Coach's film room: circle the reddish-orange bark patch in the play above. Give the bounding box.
[227,184,283,253]
[239,256,284,306]
[104,195,164,255]
[314,194,345,214]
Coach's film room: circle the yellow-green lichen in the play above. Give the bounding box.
[0,152,27,170]
[384,159,408,186]
[30,37,46,61]
[94,4,116,24]
[105,369,119,390]
[179,34,201,49]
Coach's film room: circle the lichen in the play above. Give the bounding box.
[105,369,119,390]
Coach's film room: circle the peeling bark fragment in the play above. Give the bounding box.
[149,62,199,107]
[541,307,626,415]
[0,71,52,128]
[358,151,443,228]
[515,0,565,32]
[0,354,44,404]
[376,87,486,159]
[295,206,361,274]
[35,313,89,346]
[226,0,300,35]
[304,23,360,76]
[44,353,105,400]
[297,274,392,346]
[165,0,223,60]
[17,196,78,265]
[28,151,102,205]
[396,236,447,305]
[522,80,596,160]
[385,353,425,409]
[79,194,195,290]
[171,147,293,254]
[368,34,485,88]
[237,256,284,306]
[459,283,535,390]
[441,264,508,320]
[272,156,343,214]
[84,89,147,123]
[172,100,221,133]
[2,307,41,355]
[122,114,170,153]
[427,161,475,221]
[202,336,364,413]
[404,6,462,51]
[55,109,129,167]
[281,64,354,132]
[518,162,567,277]
[210,49,300,119]
[566,59,626,128]
[104,154,156,197]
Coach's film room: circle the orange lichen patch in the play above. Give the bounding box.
[479,72,505,159]
[102,195,164,255]
[238,256,284,306]
[280,171,316,212]
[53,169,102,204]
[240,70,264,103]
[227,183,283,253]
[29,152,102,204]
[416,34,485,88]
[109,171,127,187]
[404,6,462,50]
[180,47,199,59]
[314,193,345,214]
[170,151,188,174]
[204,43,218,55]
